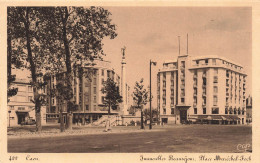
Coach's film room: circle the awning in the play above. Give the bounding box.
[222,115,240,121]
[15,110,29,113]
[211,115,223,120]
[229,115,240,120]
[197,115,208,119]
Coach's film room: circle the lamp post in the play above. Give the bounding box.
[150,60,157,130]
[8,110,11,127]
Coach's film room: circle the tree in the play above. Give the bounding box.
[132,78,149,129]
[102,78,123,115]
[7,7,59,132]
[143,108,159,123]
[42,7,117,130]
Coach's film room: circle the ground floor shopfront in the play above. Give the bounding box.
[7,106,46,127]
[46,111,120,124]
[160,112,246,125]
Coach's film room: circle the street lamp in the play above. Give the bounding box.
[150,60,157,130]
[8,110,11,127]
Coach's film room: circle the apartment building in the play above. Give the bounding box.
[46,59,130,124]
[157,55,247,125]
[7,78,47,126]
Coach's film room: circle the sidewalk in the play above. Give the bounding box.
[7,125,169,139]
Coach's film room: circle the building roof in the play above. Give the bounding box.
[192,55,243,68]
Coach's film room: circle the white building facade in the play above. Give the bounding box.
[46,59,130,124]
[157,55,247,125]
[7,79,47,126]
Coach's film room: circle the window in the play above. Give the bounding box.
[18,107,25,110]
[28,86,33,92]
[163,73,166,80]
[196,60,199,65]
[93,78,97,85]
[203,108,206,114]
[205,59,208,64]
[212,108,219,114]
[181,98,185,103]
[85,105,89,111]
[181,61,185,68]
[171,89,174,95]
[94,96,97,103]
[163,98,166,105]
[163,108,166,114]
[213,96,218,106]
[85,82,89,87]
[171,108,174,114]
[163,81,166,87]
[214,86,218,93]
[102,96,105,103]
[225,108,228,114]
[9,106,14,110]
[214,68,218,75]
[203,78,206,86]
[94,87,97,94]
[102,79,105,85]
[52,98,55,105]
[102,69,104,76]
[28,96,33,102]
[212,59,216,65]
[171,97,174,104]
[194,108,197,114]
[94,105,97,111]
[85,96,89,102]
[163,90,166,96]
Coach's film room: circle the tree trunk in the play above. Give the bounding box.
[66,112,73,130]
[60,7,73,130]
[141,110,144,129]
[108,102,111,115]
[7,35,12,80]
[25,7,42,132]
[60,109,65,132]
[35,101,42,132]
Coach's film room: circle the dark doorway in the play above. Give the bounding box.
[180,110,187,123]
[17,112,27,124]
[162,118,168,124]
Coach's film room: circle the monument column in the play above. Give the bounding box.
[121,47,128,115]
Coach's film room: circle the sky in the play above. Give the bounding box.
[14,7,252,107]
[101,7,252,107]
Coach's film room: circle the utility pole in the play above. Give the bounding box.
[149,60,157,130]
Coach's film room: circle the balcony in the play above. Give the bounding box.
[213,76,218,83]
[225,102,229,106]
[202,92,206,97]
[193,103,197,107]
[202,73,207,78]
[202,103,206,107]
[180,75,185,80]
[180,66,185,71]
[180,93,185,98]
[180,85,185,89]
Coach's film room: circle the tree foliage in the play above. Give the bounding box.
[102,78,123,114]
[132,78,149,109]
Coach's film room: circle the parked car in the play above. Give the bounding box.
[21,119,36,125]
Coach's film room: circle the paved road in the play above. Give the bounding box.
[8,125,252,153]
